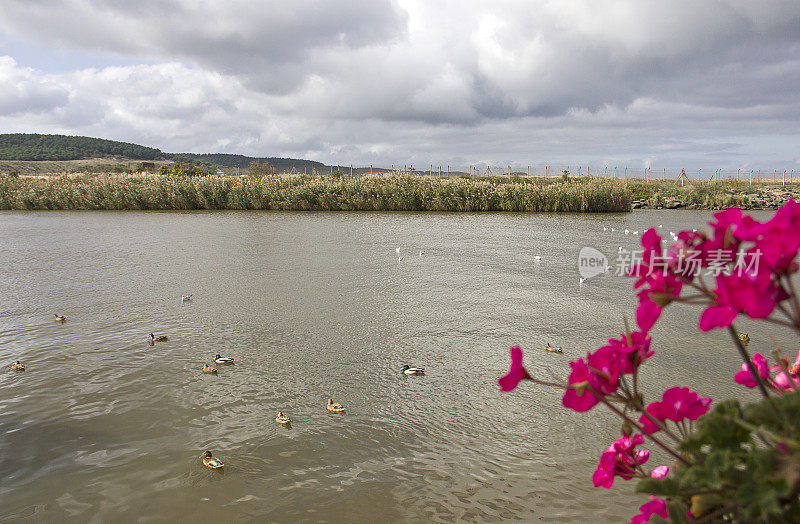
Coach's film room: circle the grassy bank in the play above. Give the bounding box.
[626,179,800,209]
[0,174,631,212]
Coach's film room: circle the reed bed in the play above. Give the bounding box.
[0,174,631,212]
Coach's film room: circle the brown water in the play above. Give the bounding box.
[0,210,778,523]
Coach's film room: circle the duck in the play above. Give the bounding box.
[533,255,542,260]
[419,250,425,256]
[202,364,218,375]
[579,277,588,284]
[546,342,563,353]
[275,412,292,425]
[738,333,750,347]
[181,294,192,303]
[149,333,168,342]
[53,314,66,322]
[11,361,25,372]
[200,451,224,470]
[214,354,235,365]
[326,398,345,414]
[401,365,425,375]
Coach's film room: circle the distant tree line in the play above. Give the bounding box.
[174,152,325,172]
[0,133,165,161]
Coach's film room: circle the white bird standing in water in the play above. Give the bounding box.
[419,250,425,256]
[624,229,630,235]
[395,247,401,254]
[534,255,542,260]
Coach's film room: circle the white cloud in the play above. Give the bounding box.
[0,1,798,168]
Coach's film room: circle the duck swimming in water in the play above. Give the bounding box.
[401,365,425,375]
[214,354,234,365]
[200,451,223,470]
[150,333,168,342]
[326,398,345,414]
[202,364,218,375]
[275,412,291,426]
[11,361,25,372]
[53,314,66,322]
[546,342,563,353]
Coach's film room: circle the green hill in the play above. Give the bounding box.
[0,134,325,172]
[0,133,165,161]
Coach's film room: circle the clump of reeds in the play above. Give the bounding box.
[0,174,632,212]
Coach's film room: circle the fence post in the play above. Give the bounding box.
[783,170,786,186]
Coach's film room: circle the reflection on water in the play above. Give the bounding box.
[0,210,781,522]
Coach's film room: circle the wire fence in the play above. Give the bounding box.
[281,164,799,184]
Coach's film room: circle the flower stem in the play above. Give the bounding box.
[729,325,785,422]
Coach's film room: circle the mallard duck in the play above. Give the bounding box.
[275,411,291,425]
[326,398,345,414]
[200,450,223,469]
[214,354,234,365]
[546,342,563,353]
[401,365,425,375]
[181,294,192,303]
[53,314,66,322]
[738,333,750,347]
[149,333,168,342]
[202,364,218,375]
[11,361,25,372]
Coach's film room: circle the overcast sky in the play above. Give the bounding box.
[1,0,798,171]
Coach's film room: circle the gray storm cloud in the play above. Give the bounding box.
[0,0,798,167]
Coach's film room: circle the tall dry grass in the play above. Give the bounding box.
[0,174,631,212]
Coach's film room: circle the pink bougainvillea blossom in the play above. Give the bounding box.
[629,496,669,524]
[498,346,531,392]
[734,353,770,388]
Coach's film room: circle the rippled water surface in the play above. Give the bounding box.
[0,210,780,522]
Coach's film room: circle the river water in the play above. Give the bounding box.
[0,210,780,523]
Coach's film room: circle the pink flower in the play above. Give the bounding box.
[562,359,599,412]
[498,346,531,392]
[593,434,650,489]
[659,387,713,422]
[650,465,669,479]
[630,496,668,524]
[772,371,799,391]
[638,388,711,433]
[734,352,770,388]
[587,345,622,395]
[752,199,800,274]
[699,270,778,331]
[638,402,665,434]
[636,297,662,332]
